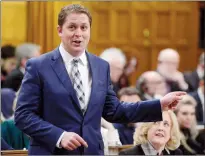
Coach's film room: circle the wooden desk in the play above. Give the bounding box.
[1,150,28,156]
[1,145,134,156]
[109,145,133,155]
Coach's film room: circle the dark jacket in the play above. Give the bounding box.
[184,70,200,92]
[3,68,24,92]
[189,91,204,123]
[119,144,182,155]
[179,128,205,155]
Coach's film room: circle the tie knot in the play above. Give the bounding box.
[72,58,80,65]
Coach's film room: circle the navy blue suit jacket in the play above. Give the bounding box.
[14,48,162,155]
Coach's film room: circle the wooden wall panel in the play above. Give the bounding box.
[2,2,199,86]
[2,2,27,46]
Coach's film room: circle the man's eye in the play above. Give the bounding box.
[69,26,75,29]
[81,26,87,30]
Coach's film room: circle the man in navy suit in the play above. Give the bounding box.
[14,4,186,155]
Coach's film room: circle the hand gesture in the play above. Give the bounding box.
[160,91,186,111]
[61,132,88,151]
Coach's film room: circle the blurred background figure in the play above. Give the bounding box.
[136,71,167,101]
[2,43,41,92]
[1,88,16,121]
[118,57,137,90]
[101,118,121,155]
[1,119,29,150]
[184,52,204,92]
[157,48,188,92]
[1,138,13,150]
[189,76,204,123]
[100,47,127,93]
[119,110,182,155]
[113,87,141,145]
[1,45,17,86]
[174,95,205,155]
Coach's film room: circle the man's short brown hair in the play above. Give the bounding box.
[118,87,140,99]
[58,4,92,27]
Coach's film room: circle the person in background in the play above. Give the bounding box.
[157,48,188,92]
[189,76,204,123]
[14,4,186,155]
[136,71,167,101]
[3,43,41,91]
[184,52,204,92]
[118,57,137,90]
[114,87,141,145]
[1,45,17,86]
[100,47,127,93]
[174,95,205,155]
[119,110,182,155]
[101,118,121,155]
[1,138,13,150]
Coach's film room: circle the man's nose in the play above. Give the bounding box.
[74,28,82,37]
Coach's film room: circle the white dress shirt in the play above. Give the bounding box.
[56,44,92,148]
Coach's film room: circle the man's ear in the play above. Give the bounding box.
[57,25,62,37]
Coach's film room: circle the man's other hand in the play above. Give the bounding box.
[61,132,88,151]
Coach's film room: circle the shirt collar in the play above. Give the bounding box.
[141,141,170,155]
[59,43,87,66]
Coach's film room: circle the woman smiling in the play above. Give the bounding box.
[119,110,182,155]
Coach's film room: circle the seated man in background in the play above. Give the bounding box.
[113,87,141,145]
[184,52,204,92]
[157,48,188,92]
[1,45,17,86]
[189,76,204,123]
[3,43,41,92]
[136,71,167,101]
[100,47,127,94]
[119,110,182,155]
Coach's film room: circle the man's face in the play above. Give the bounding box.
[120,95,141,103]
[145,73,165,96]
[176,105,196,129]
[159,60,179,74]
[110,60,125,83]
[57,13,90,55]
[147,112,172,148]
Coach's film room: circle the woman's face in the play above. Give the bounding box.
[176,105,195,129]
[3,57,17,74]
[147,112,172,148]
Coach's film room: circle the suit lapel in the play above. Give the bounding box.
[50,48,82,114]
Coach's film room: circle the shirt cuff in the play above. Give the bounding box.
[56,131,65,148]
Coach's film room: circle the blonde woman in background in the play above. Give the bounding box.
[174,95,205,155]
[119,110,182,155]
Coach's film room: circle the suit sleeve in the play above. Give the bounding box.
[102,64,162,123]
[14,59,64,153]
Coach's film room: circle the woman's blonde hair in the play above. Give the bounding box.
[174,94,198,154]
[133,110,181,150]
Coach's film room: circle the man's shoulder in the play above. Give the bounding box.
[9,68,23,77]
[87,51,109,66]
[184,70,197,78]
[28,48,57,64]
